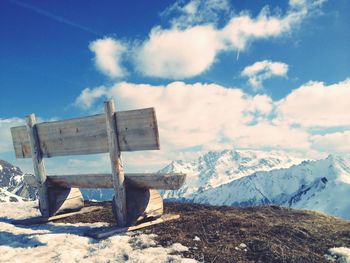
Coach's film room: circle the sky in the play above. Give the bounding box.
[0,0,350,174]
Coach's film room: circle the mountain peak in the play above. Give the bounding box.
[160,149,304,200]
[0,159,36,201]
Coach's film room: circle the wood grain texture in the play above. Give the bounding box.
[120,188,163,226]
[11,108,160,158]
[26,114,50,217]
[40,173,186,189]
[105,100,127,227]
[48,187,84,216]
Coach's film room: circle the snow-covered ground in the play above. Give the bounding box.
[326,247,350,262]
[0,201,197,263]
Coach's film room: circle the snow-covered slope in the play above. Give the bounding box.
[0,188,25,202]
[160,149,303,200]
[0,160,36,201]
[0,201,195,263]
[166,154,350,220]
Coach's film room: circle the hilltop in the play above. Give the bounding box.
[57,201,350,263]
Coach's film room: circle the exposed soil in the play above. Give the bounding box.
[57,201,350,263]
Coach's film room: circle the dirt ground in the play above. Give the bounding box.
[57,201,350,263]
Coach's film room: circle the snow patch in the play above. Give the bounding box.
[0,202,197,262]
[327,247,350,262]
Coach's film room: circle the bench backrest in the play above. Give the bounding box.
[11,108,159,159]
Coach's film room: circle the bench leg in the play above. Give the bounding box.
[45,187,84,216]
[112,187,163,226]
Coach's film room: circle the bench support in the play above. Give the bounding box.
[26,114,50,217]
[105,100,127,227]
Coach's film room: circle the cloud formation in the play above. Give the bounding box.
[161,0,231,28]
[75,86,108,109]
[134,25,222,79]
[74,75,350,161]
[311,131,350,153]
[241,60,289,90]
[75,81,311,154]
[0,118,24,153]
[277,79,350,127]
[90,0,324,79]
[89,38,127,78]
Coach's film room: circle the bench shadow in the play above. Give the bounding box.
[0,231,44,248]
[0,216,101,248]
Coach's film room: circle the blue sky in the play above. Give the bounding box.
[1,0,350,173]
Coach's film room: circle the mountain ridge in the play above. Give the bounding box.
[162,152,350,219]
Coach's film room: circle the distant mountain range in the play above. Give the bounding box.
[1,149,350,220]
[160,149,303,200]
[161,150,350,220]
[0,160,36,202]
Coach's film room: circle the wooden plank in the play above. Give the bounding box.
[87,214,180,239]
[11,206,103,225]
[105,100,127,227]
[11,108,160,158]
[26,114,50,217]
[125,173,186,190]
[25,173,186,190]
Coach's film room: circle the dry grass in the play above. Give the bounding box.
[57,201,350,262]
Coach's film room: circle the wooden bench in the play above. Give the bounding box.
[11,100,185,231]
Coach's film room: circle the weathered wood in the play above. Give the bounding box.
[26,114,50,217]
[105,100,127,227]
[33,173,185,189]
[48,187,84,216]
[11,108,160,158]
[11,206,103,225]
[87,214,180,239]
[118,188,163,226]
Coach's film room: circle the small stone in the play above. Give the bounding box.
[239,243,247,249]
[193,236,201,241]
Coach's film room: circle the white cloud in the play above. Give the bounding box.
[0,118,24,153]
[277,79,350,127]
[133,0,319,79]
[225,121,311,151]
[241,60,289,90]
[311,131,350,153]
[74,86,108,109]
[161,0,231,28]
[221,11,290,51]
[89,0,324,80]
[89,38,127,78]
[134,25,222,79]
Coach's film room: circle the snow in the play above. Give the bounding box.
[193,236,200,241]
[0,201,197,263]
[160,149,350,220]
[235,243,247,252]
[0,188,25,202]
[161,149,303,200]
[327,247,350,262]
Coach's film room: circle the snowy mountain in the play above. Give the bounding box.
[0,187,25,202]
[162,152,350,220]
[160,149,303,200]
[0,160,36,201]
